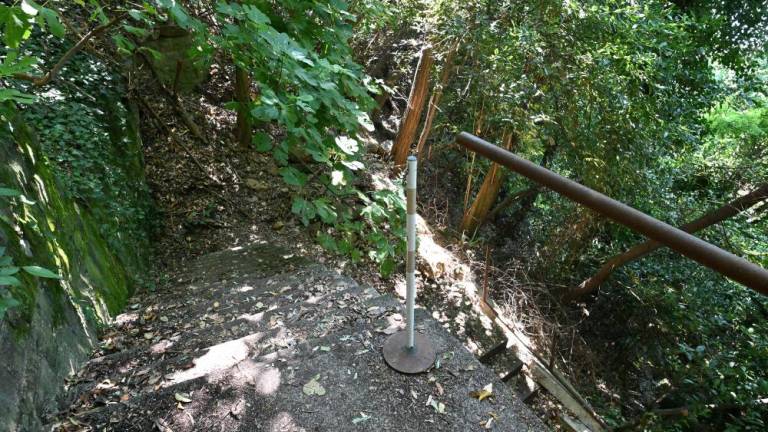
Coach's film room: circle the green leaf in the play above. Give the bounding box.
[22,266,61,279]
[280,166,308,187]
[251,105,279,121]
[289,48,314,66]
[127,9,146,21]
[137,46,163,60]
[0,267,19,276]
[113,34,136,55]
[0,275,21,286]
[123,24,150,38]
[40,8,65,37]
[379,257,395,278]
[252,132,272,152]
[291,197,316,225]
[313,199,338,223]
[215,2,240,16]
[5,9,30,48]
[244,5,270,25]
[317,232,337,252]
[0,297,21,320]
[0,187,21,197]
[0,89,36,104]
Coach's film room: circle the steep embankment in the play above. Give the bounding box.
[0,47,151,429]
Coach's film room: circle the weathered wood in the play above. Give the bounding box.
[559,414,591,432]
[481,295,607,431]
[391,46,434,167]
[501,359,524,382]
[234,65,252,150]
[478,339,508,363]
[416,44,458,160]
[461,133,516,234]
[463,152,477,213]
[519,385,539,403]
[172,59,184,95]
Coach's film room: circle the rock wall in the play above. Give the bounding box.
[0,99,149,431]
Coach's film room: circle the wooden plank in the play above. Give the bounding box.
[481,297,607,432]
[501,358,524,382]
[478,339,508,363]
[559,413,591,432]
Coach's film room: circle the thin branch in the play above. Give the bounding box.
[14,14,125,87]
[136,49,210,145]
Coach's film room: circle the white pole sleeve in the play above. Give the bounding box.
[406,156,417,349]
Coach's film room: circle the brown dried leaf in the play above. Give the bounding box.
[469,384,494,401]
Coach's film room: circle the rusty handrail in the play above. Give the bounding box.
[456,132,768,295]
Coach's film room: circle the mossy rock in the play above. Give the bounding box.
[0,101,146,430]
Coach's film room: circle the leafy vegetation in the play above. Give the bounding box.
[2,0,767,430]
[353,0,768,430]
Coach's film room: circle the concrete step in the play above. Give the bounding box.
[59,298,544,431]
[64,283,384,404]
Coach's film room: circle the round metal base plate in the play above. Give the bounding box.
[382,330,436,374]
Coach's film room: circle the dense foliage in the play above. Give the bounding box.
[349,0,768,430]
[2,0,767,430]
[0,0,405,323]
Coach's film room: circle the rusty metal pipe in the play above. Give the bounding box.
[456,132,768,295]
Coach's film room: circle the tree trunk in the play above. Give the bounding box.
[391,46,433,167]
[416,44,458,160]
[568,183,768,299]
[235,65,252,150]
[461,133,517,235]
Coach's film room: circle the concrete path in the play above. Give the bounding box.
[51,243,546,431]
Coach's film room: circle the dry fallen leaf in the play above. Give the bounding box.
[230,400,245,419]
[426,395,446,414]
[352,412,371,424]
[376,326,399,335]
[470,384,494,401]
[154,418,174,432]
[174,392,192,403]
[302,375,326,396]
[482,411,499,428]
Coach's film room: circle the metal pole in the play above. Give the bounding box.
[456,132,768,294]
[405,156,417,349]
[382,155,436,374]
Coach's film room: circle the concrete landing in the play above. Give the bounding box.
[50,244,546,431]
